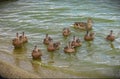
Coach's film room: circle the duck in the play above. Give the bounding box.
[19,32,28,43]
[106,30,115,42]
[47,39,61,52]
[47,40,56,52]
[62,28,71,36]
[71,36,82,48]
[84,30,94,41]
[64,41,75,53]
[53,42,61,50]
[32,46,42,60]
[43,34,52,45]
[73,18,93,30]
[12,33,23,48]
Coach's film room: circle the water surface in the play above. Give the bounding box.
[0,0,120,78]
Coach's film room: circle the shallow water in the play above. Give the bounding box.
[0,0,120,78]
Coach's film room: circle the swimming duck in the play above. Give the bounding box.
[64,41,75,53]
[106,30,115,42]
[62,28,71,36]
[47,40,56,52]
[43,34,52,45]
[71,36,82,48]
[47,39,61,52]
[12,33,23,48]
[53,42,61,50]
[84,30,94,41]
[32,46,42,60]
[73,18,93,30]
[19,32,28,43]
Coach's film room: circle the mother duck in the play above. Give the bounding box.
[73,18,93,30]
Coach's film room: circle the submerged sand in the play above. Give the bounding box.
[0,60,40,78]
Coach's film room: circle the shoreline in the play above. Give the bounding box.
[0,60,40,78]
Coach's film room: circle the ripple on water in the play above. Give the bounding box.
[0,0,120,78]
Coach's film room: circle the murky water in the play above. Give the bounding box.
[0,0,120,78]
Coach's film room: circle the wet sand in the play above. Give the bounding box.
[0,60,40,78]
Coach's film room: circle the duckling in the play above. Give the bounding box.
[64,41,75,53]
[73,18,93,30]
[32,46,42,60]
[62,28,71,36]
[43,34,52,45]
[71,36,82,48]
[47,39,56,52]
[19,32,28,43]
[53,42,60,50]
[12,33,23,48]
[106,30,115,42]
[84,30,94,41]
[75,37,82,47]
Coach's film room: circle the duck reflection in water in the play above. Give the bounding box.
[110,42,115,49]
[12,46,27,66]
[48,52,54,63]
[31,60,42,73]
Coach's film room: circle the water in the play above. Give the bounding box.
[0,0,120,78]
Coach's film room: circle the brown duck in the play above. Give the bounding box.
[47,40,56,52]
[62,28,71,36]
[32,46,42,60]
[19,32,28,43]
[71,36,82,48]
[64,41,75,53]
[43,34,52,45]
[22,32,28,43]
[84,30,94,41]
[47,39,60,52]
[106,30,115,42]
[12,33,23,48]
[53,42,61,50]
[74,18,93,30]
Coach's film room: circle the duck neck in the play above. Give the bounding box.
[34,46,37,50]
[86,30,89,36]
[110,30,113,35]
[22,32,25,37]
[16,33,19,38]
[46,34,48,38]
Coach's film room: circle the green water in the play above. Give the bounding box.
[0,0,120,78]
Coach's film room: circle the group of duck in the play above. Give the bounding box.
[12,18,115,60]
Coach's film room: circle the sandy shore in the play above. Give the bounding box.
[0,60,40,78]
